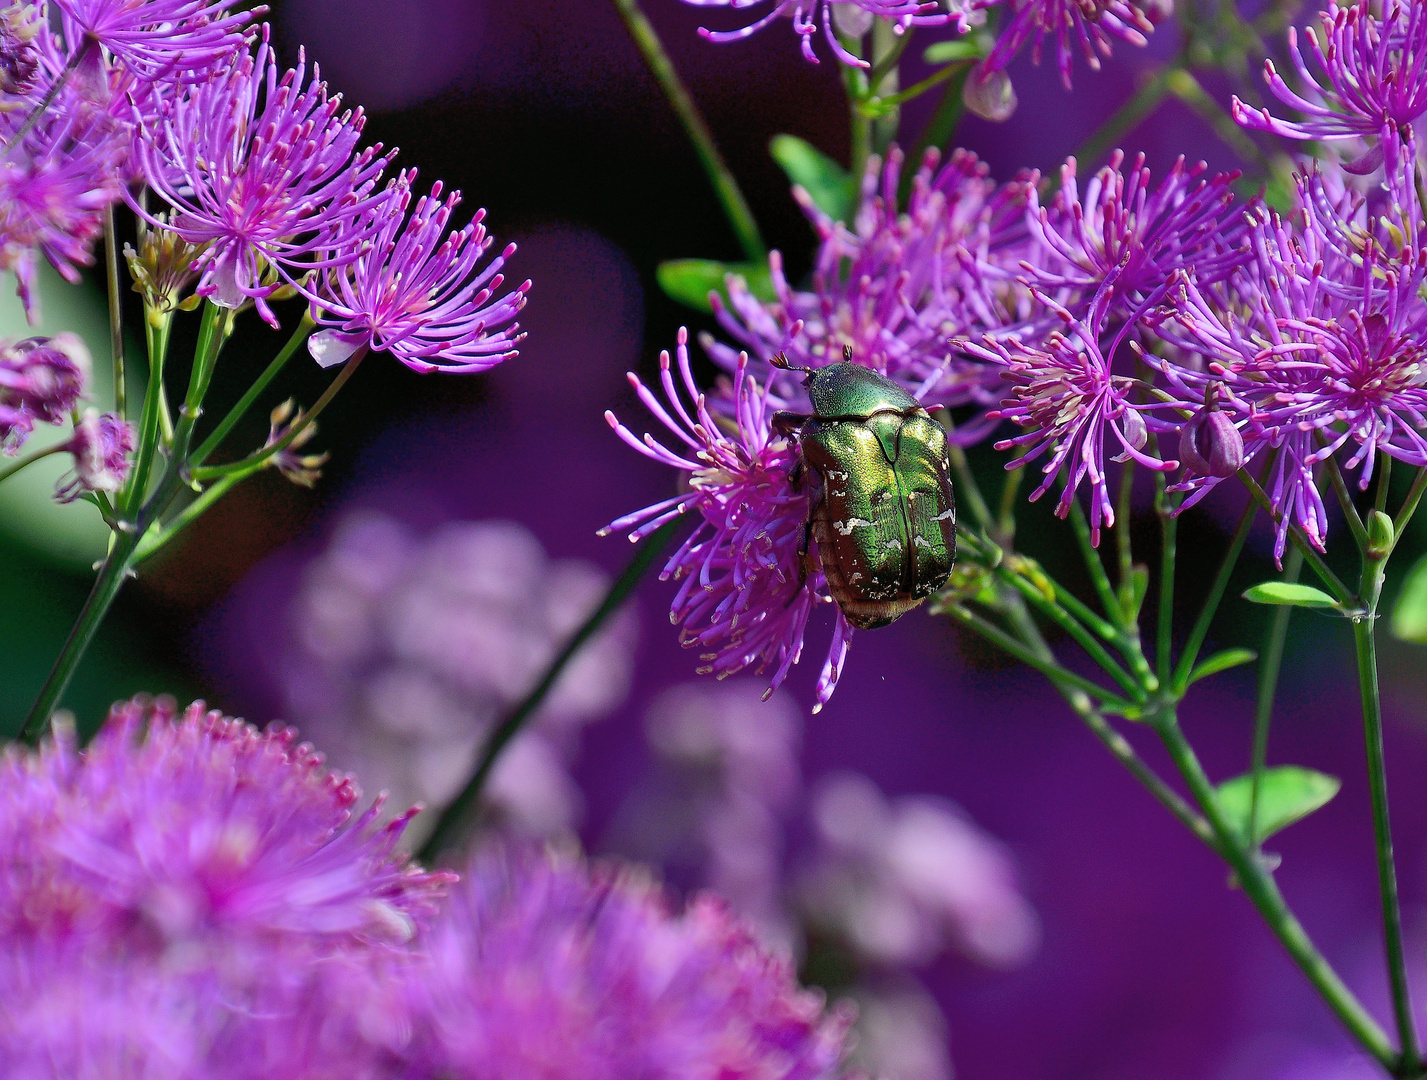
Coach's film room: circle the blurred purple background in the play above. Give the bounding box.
[98,2,1427,1077]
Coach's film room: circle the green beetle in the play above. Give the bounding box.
[772,351,956,630]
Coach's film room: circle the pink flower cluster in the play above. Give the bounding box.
[0,696,852,1079]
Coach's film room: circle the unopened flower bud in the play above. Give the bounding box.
[1178,383,1244,478]
[831,1,874,37]
[55,410,134,503]
[0,2,43,98]
[963,63,1017,122]
[1367,509,1394,560]
[1139,0,1174,24]
[265,399,328,488]
[126,227,206,314]
[1120,406,1147,451]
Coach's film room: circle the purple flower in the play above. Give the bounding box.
[1025,152,1248,320]
[0,1,43,96]
[978,0,1164,88]
[708,147,1038,444]
[1155,187,1427,561]
[308,175,529,374]
[55,408,134,501]
[0,332,90,448]
[131,30,391,326]
[680,0,955,66]
[0,695,452,945]
[413,844,852,1079]
[966,289,1174,544]
[1233,1,1427,181]
[52,0,254,82]
[0,695,451,1079]
[601,329,854,712]
[0,90,126,323]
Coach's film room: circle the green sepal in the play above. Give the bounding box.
[769,134,857,223]
[1391,553,1427,643]
[1216,766,1341,844]
[655,259,774,314]
[922,39,984,65]
[1186,647,1258,686]
[1243,581,1342,611]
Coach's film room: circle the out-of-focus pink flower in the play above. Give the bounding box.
[54,407,133,501]
[131,30,391,325]
[800,772,1040,969]
[414,843,853,1080]
[0,695,450,1078]
[602,328,853,711]
[0,332,90,449]
[308,174,528,374]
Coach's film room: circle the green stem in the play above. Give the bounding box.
[1066,61,1178,175]
[899,64,970,203]
[1154,715,1397,1070]
[1068,501,1123,626]
[190,312,315,468]
[1325,452,1370,553]
[1116,462,1135,612]
[1353,554,1419,1069]
[844,60,873,180]
[1248,543,1301,848]
[190,345,367,482]
[20,302,227,739]
[122,310,171,517]
[946,436,994,532]
[1156,471,1178,684]
[0,442,64,485]
[417,516,686,863]
[863,59,968,114]
[868,18,903,154]
[1171,491,1256,694]
[1392,467,1427,553]
[609,0,767,262]
[104,205,125,419]
[1375,457,1393,516]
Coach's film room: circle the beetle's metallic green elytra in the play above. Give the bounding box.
[773,355,956,631]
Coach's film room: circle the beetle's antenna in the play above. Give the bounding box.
[842,345,854,363]
[769,352,816,375]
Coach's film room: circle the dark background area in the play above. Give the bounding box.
[4,2,1427,1078]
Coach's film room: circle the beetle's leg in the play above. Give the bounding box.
[771,410,808,439]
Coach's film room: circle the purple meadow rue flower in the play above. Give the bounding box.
[1233,1,1427,183]
[707,147,1039,443]
[1026,152,1248,321]
[977,0,1163,88]
[131,30,391,326]
[1155,186,1427,561]
[0,695,450,1078]
[966,289,1174,544]
[0,90,126,323]
[602,328,854,711]
[414,843,853,1080]
[51,0,255,82]
[308,174,529,373]
[800,772,1040,968]
[0,1,43,96]
[54,407,133,501]
[0,332,90,448]
[680,0,955,66]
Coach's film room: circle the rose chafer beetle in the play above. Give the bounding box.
[771,350,956,630]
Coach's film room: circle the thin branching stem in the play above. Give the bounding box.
[1248,544,1301,847]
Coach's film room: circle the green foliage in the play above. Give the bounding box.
[1217,766,1341,844]
[1243,581,1342,611]
[769,134,856,223]
[1186,648,1258,686]
[655,259,774,314]
[1391,553,1427,643]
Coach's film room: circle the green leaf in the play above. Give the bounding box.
[1242,581,1341,611]
[656,259,774,314]
[769,134,857,223]
[1391,553,1427,643]
[1217,766,1341,844]
[1186,647,1258,686]
[922,39,983,65]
